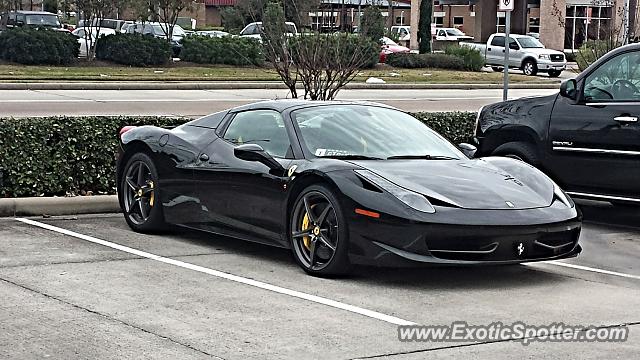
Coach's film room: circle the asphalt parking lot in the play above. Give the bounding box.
[1,201,638,359]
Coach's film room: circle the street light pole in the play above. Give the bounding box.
[503,11,510,101]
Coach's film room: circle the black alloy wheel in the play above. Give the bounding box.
[290,185,350,276]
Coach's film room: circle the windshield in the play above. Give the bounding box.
[518,37,544,48]
[152,24,185,37]
[292,105,462,160]
[446,29,465,36]
[25,14,60,27]
[381,37,398,46]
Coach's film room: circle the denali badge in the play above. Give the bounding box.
[552,141,573,146]
[505,201,515,208]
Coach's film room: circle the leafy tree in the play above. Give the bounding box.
[418,0,432,53]
[360,6,384,41]
[152,0,194,43]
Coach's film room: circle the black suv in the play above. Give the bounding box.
[0,11,65,31]
[475,43,640,206]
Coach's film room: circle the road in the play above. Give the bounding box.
[0,88,559,117]
[1,201,638,359]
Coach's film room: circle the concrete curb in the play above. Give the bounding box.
[0,195,120,217]
[0,82,561,91]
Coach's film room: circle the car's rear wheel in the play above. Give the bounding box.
[522,60,538,76]
[491,66,503,72]
[120,153,165,232]
[492,141,540,166]
[548,70,562,78]
[290,184,351,276]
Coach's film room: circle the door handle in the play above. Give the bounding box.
[199,153,210,162]
[614,116,638,123]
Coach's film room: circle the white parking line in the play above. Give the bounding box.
[16,218,416,326]
[544,260,640,280]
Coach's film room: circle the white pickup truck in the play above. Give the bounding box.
[462,33,566,77]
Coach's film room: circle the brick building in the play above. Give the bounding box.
[411,0,636,51]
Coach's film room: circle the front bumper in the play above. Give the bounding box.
[537,59,567,72]
[347,213,581,267]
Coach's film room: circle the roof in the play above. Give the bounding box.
[7,11,58,15]
[228,99,398,113]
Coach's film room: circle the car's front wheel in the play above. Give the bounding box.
[492,141,540,166]
[491,66,503,72]
[120,153,165,232]
[522,60,538,76]
[290,184,351,276]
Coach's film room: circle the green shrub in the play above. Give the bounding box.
[445,45,484,72]
[180,36,264,66]
[96,33,171,66]
[0,112,475,198]
[575,40,617,71]
[386,52,465,70]
[0,28,79,65]
[290,34,380,69]
[412,111,476,145]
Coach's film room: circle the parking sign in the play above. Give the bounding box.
[499,0,514,11]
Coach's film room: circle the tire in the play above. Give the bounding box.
[522,60,538,76]
[491,66,503,72]
[492,141,540,166]
[548,70,562,78]
[119,152,166,232]
[289,184,351,276]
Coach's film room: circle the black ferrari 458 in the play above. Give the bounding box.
[116,100,582,276]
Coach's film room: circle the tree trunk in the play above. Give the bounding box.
[418,0,432,54]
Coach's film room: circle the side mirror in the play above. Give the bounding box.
[509,43,519,50]
[234,143,284,171]
[458,143,477,158]
[560,79,577,100]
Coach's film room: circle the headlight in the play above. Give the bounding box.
[553,184,574,208]
[539,54,550,60]
[354,170,436,213]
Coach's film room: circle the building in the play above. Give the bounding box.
[410,0,637,51]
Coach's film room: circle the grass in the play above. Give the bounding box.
[0,62,555,84]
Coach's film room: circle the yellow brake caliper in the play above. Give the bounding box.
[148,181,155,207]
[301,212,311,250]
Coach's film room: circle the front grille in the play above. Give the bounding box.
[551,54,564,62]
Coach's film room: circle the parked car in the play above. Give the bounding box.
[434,27,473,42]
[0,11,67,32]
[379,36,409,63]
[78,18,131,33]
[72,27,116,57]
[475,43,640,206]
[116,100,581,276]
[196,30,229,38]
[462,33,566,77]
[239,21,298,41]
[125,22,186,57]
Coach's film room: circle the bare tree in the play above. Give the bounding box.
[151,0,194,43]
[75,0,116,60]
[262,1,378,100]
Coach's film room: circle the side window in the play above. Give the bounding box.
[76,29,85,38]
[241,24,255,35]
[224,110,292,158]
[491,36,505,47]
[438,30,446,37]
[584,51,640,101]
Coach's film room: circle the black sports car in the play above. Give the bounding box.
[116,100,582,276]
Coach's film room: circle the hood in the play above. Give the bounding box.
[350,157,554,210]
[386,45,410,53]
[524,47,564,55]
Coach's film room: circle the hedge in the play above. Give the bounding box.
[386,53,466,70]
[444,46,484,72]
[96,33,172,66]
[0,112,475,198]
[0,28,79,65]
[180,36,264,66]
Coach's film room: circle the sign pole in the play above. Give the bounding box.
[499,0,514,101]
[503,11,511,101]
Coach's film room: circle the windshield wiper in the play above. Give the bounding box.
[386,154,459,160]
[321,154,384,160]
